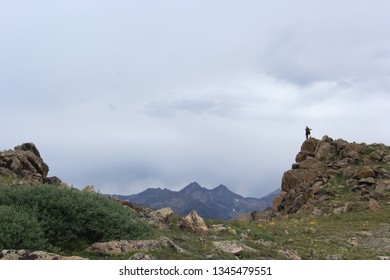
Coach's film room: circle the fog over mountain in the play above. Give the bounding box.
[1,1,390,197]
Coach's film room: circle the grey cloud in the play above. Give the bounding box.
[1,1,390,198]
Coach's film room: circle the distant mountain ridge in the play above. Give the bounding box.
[114,182,279,220]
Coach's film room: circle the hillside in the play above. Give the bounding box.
[1,139,390,260]
[115,182,278,220]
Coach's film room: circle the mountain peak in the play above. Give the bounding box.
[214,184,228,190]
[181,182,203,193]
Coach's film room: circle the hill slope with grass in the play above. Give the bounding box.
[1,138,389,260]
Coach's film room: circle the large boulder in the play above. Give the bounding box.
[148,207,174,229]
[315,142,337,162]
[179,210,208,233]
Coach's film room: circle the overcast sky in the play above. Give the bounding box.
[1,0,390,197]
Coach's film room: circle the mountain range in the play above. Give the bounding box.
[114,182,279,220]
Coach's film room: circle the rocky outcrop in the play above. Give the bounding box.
[0,250,86,260]
[87,237,188,255]
[272,136,390,215]
[0,143,60,185]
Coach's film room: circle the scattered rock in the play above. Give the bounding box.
[368,199,381,212]
[87,237,187,255]
[347,237,358,246]
[209,224,237,235]
[213,240,257,255]
[359,177,376,185]
[333,203,352,215]
[277,249,302,260]
[0,250,86,260]
[311,208,323,216]
[355,168,376,180]
[376,180,390,194]
[179,210,209,233]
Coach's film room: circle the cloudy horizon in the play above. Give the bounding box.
[1,0,390,197]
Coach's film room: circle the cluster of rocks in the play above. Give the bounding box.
[272,136,390,216]
[0,143,62,185]
[0,250,86,260]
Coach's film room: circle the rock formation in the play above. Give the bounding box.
[179,210,209,233]
[0,143,61,185]
[272,136,390,215]
[0,249,86,260]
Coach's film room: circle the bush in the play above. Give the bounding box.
[0,205,48,250]
[0,185,151,251]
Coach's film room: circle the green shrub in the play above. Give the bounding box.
[0,205,48,250]
[0,184,151,251]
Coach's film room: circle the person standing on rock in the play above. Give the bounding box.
[305,126,312,140]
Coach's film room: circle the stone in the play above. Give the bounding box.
[87,237,187,255]
[43,176,62,185]
[88,240,160,255]
[375,180,390,194]
[0,250,86,260]
[213,240,257,255]
[347,237,358,246]
[315,142,337,162]
[14,143,42,158]
[209,224,237,235]
[179,210,208,233]
[322,135,333,142]
[299,157,325,170]
[359,177,376,185]
[158,237,189,254]
[346,179,359,188]
[343,167,357,179]
[370,150,385,161]
[311,208,323,216]
[354,168,376,180]
[368,199,381,211]
[333,203,351,215]
[148,207,173,229]
[383,155,390,163]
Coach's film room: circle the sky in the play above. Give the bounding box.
[1,0,390,197]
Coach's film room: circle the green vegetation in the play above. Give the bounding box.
[0,183,151,252]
